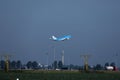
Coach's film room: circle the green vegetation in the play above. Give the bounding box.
[0,70,120,80]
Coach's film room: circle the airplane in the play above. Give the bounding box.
[50,35,71,41]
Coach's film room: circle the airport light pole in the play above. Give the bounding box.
[0,54,12,72]
[62,50,64,65]
[46,52,49,68]
[53,47,56,69]
[54,47,56,61]
[80,54,91,71]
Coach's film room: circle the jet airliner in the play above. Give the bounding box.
[50,35,71,41]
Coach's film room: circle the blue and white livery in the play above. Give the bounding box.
[50,35,71,41]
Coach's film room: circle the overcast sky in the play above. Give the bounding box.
[0,0,120,66]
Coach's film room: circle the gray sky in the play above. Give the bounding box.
[0,0,120,66]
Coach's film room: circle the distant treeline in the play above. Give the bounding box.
[0,60,117,71]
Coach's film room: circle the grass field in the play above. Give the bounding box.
[0,70,120,80]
